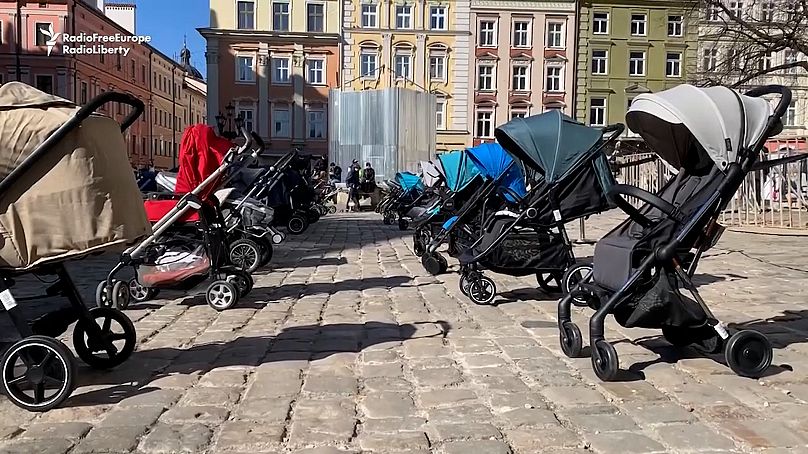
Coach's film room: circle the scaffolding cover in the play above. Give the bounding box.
[329,88,436,182]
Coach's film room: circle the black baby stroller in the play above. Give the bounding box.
[557,84,791,381]
[0,83,150,411]
[458,112,623,305]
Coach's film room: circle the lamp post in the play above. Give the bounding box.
[215,101,244,140]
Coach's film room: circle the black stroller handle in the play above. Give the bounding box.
[250,131,266,154]
[0,90,145,195]
[745,85,792,122]
[601,123,625,136]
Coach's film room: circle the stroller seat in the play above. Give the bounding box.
[143,199,201,223]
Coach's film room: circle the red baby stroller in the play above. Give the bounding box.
[98,125,263,311]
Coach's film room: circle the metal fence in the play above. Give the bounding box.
[329,88,436,182]
[614,143,808,229]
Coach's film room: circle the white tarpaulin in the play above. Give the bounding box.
[419,160,443,188]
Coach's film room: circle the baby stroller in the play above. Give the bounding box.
[381,172,425,228]
[557,84,791,381]
[259,163,318,235]
[0,83,150,411]
[457,112,623,305]
[100,125,262,311]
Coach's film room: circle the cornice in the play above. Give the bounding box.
[471,1,575,11]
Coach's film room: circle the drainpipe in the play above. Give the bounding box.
[338,0,344,90]
[71,0,77,101]
[571,0,581,121]
[15,0,22,81]
[172,68,177,168]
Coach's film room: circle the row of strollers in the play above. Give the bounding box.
[0,82,335,412]
[384,83,795,384]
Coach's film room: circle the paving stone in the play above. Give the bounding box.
[357,431,430,451]
[362,392,416,418]
[540,386,610,408]
[722,419,808,448]
[418,389,478,408]
[0,438,74,454]
[97,406,165,429]
[653,424,739,451]
[505,426,582,451]
[179,386,241,406]
[427,423,502,441]
[138,423,212,453]
[233,396,293,423]
[71,425,146,454]
[197,369,248,387]
[360,417,427,433]
[621,402,697,425]
[565,412,640,432]
[0,428,20,442]
[442,440,512,454]
[412,367,463,387]
[585,432,667,454]
[19,422,91,441]
[214,421,285,451]
[158,405,230,425]
[302,375,358,394]
[117,389,183,409]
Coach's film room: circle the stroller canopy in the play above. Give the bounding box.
[495,110,603,184]
[175,124,233,197]
[465,143,527,200]
[395,171,424,193]
[437,150,481,193]
[419,160,444,188]
[626,84,773,172]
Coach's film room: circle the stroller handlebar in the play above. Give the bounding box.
[744,85,792,123]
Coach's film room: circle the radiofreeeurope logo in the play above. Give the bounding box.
[39,30,151,57]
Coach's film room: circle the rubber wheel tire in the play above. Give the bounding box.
[537,272,562,293]
[459,274,472,296]
[307,208,321,223]
[383,216,392,225]
[562,263,592,307]
[560,322,583,358]
[95,281,112,308]
[0,335,76,412]
[287,216,308,235]
[725,330,773,378]
[229,238,262,272]
[436,253,448,274]
[328,205,337,214]
[398,218,409,231]
[413,236,426,257]
[206,280,240,311]
[421,254,443,276]
[73,307,137,370]
[256,237,274,266]
[592,340,620,381]
[128,278,157,304]
[468,276,497,305]
[227,271,254,298]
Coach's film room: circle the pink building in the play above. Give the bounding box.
[469,0,577,146]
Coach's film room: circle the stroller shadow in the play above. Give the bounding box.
[67,320,451,408]
[269,257,349,269]
[495,288,560,306]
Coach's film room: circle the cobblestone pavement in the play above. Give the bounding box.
[1,211,808,453]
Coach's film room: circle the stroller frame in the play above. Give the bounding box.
[557,85,792,381]
[0,91,145,412]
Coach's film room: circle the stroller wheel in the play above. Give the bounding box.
[307,208,321,223]
[725,330,772,378]
[95,280,128,310]
[398,218,409,231]
[229,239,262,273]
[383,216,392,225]
[468,276,496,305]
[328,205,337,214]
[562,264,592,306]
[559,322,583,358]
[226,271,254,298]
[459,274,472,296]
[591,340,619,381]
[413,233,426,257]
[206,280,239,311]
[73,307,136,370]
[536,272,562,293]
[272,232,285,244]
[1,335,76,412]
[128,278,157,304]
[287,216,308,235]
[257,238,274,266]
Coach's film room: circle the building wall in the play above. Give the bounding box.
[575,0,698,130]
[342,0,472,152]
[469,0,576,145]
[204,0,340,156]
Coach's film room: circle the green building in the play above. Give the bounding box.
[575,0,698,128]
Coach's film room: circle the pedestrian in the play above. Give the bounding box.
[360,161,376,193]
[345,162,361,211]
[329,162,342,183]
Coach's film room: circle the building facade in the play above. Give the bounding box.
[341,0,472,152]
[0,0,207,169]
[469,0,576,145]
[201,0,340,156]
[575,0,698,131]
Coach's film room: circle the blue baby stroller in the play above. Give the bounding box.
[381,171,425,229]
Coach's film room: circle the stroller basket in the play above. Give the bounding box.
[137,245,210,287]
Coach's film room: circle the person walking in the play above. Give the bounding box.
[345,162,361,212]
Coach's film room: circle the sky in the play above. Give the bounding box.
[136,0,209,79]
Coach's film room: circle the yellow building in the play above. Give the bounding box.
[342,0,472,151]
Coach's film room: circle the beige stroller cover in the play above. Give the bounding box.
[0,82,151,270]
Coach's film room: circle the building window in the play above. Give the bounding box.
[512,64,529,91]
[707,5,721,21]
[546,22,563,49]
[513,21,530,48]
[785,49,799,73]
[130,59,135,77]
[593,12,608,35]
[590,98,606,126]
[479,20,496,47]
[272,106,291,137]
[35,22,51,46]
[630,14,647,36]
[360,50,378,79]
[306,58,325,85]
[761,1,775,21]
[545,65,562,92]
[729,1,743,17]
[429,52,447,81]
[510,108,528,120]
[591,50,608,75]
[784,100,797,126]
[759,52,773,71]
[307,3,324,32]
[237,56,255,82]
[667,15,683,37]
[307,108,325,139]
[476,110,494,138]
[273,2,290,31]
[702,48,717,71]
[35,75,53,94]
[361,4,377,28]
[272,57,290,84]
[396,5,413,29]
[629,51,646,76]
[80,81,87,104]
[436,99,446,130]
[237,1,254,29]
[430,6,447,30]
[394,52,412,80]
[0,22,3,45]
[142,64,146,82]
[477,63,495,91]
[666,52,682,77]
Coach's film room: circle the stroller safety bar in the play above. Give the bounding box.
[0,91,145,195]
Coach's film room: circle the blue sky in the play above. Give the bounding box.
[136,0,209,78]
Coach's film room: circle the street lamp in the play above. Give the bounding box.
[216,101,243,140]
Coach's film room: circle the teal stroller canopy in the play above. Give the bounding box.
[437,149,481,193]
[465,142,527,201]
[395,171,424,193]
